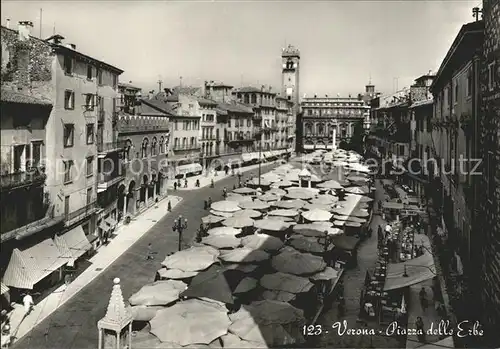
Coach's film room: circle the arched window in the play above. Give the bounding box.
[141,138,149,158]
[305,123,312,135]
[151,137,157,156]
[318,123,324,135]
[286,60,293,69]
[246,131,251,139]
[125,139,133,161]
[159,136,164,154]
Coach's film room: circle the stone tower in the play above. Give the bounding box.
[281,44,300,113]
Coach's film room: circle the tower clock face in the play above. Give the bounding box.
[286,87,293,96]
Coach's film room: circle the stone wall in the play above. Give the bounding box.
[476,0,500,344]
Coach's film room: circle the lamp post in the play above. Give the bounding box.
[172,215,188,251]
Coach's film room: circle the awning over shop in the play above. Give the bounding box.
[176,163,203,176]
[3,238,67,289]
[105,217,117,227]
[54,225,92,267]
[1,283,9,295]
[383,252,436,291]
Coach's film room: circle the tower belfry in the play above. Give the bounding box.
[281,44,301,112]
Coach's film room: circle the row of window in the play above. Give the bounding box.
[64,91,113,112]
[62,188,94,218]
[303,102,364,107]
[173,120,200,131]
[173,137,198,149]
[228,118,252,128]
[64,54,118,89]
[64,123,101,148]
[202,114,215,122]
[305,109,364,116]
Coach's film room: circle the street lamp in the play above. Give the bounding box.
[173,215,188,251]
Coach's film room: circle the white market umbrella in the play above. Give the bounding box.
[211,200,241,213]
[260,272,314,294]
[162,246,219,272]
[261,290,296,302]
[150,299,231,346]
[302,209,332,222]
[351,209,370,217]
[157,268,199,280]
[303,203,332,211]
[239,200,270,211]
[210,210,234,218]
[273,199,307,209]
[310,267,339,281]
[241,233,284,251]
[222,216,255,228]
[129,280,187,306]
[317,180,343,190]
[234,277,259,294]
[311,195,338,205]
[271,180,295,188]
[226,193,254,204]
[202,235,241,249]
[254,219,291,232]
[268,209,299,218]
[232,209,262,219]
[219,247,270,263]
[202,215,225,225]
[207,226,242,236]
[267,188,286,196]
[259,193,282,202]
[232,187,257,195]
[285,188,317,200]
[345,187,368,195]
[271,249,326,275]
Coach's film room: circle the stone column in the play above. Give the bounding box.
[308,180,312,189]
[145,185,149,207]
[152,182,157,202]
[122,194,127,218]
[332,128,337,150]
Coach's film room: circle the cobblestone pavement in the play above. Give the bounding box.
[317,179,404,348]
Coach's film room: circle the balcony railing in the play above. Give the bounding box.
[228,137,254,143]
[65,201,97,225]
[118,124,170,133]
[97,140,126,153]
[97,170,125,193]
[201,136,216,141]
[173,144,201,151]
[0,168,46,191]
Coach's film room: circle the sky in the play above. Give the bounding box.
[1,0,481,97]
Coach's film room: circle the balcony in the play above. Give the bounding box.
[97,166,125,193]
[173,144,201,151]
[0,168,46,192]
[97,140,125,156]
[201,136,217,141]
[65,201,97,226]
[228,136,254,144]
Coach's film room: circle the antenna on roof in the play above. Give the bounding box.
[369,72,372,85]
[53,22,55,35]
[39,8,43,38]
[179,76,183,87]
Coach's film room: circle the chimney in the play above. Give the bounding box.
[18,21,33,41]
[261,85,265,92]
[16,21,34,91]
[66,43,76,50]
[6,19,10,29]
[149,90,155,100]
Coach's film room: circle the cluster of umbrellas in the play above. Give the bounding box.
[128,161,374,348]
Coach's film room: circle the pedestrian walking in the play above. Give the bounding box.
[210,179,215,188]
[415,316,426,342]
[223,187,227,199]
[23,293,34,316]
[184,178,188,188]
[195,179,200,187]
[146,243,154,260]
[419,286,428,310]
[208,197,212,207]
[173,181,177,191]
[1,324,11,348]
[204,200,208,210]
[64,273,72,287]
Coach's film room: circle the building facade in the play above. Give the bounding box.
[1,21,121,293]
[299,94,370,152]
[476,0,500,343]
[116,86,170,221]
